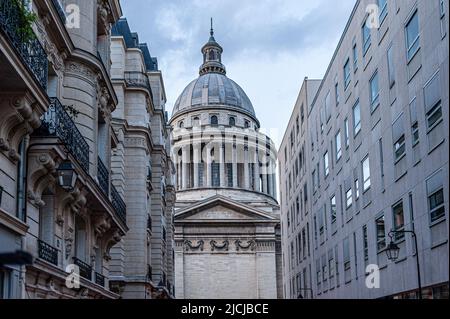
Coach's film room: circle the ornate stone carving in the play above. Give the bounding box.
[0,95,41,161]
[235,239,256,251]
[64,237,73,260]
[184,240,204,251]
[210,240,229,251]
[27,153,58,207]
[34,18,65,73]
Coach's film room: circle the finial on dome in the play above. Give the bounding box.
[210,17,214,37]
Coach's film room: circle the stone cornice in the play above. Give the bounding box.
[0,207,28,236]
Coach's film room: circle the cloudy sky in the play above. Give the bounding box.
[121,0,356,148]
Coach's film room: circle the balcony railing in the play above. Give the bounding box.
[0,0,48,89]
[111,184,126,225]
[73,257,92,280]
[33,98,90,173]
[38,240,58,266]
[97,157,109,196]
[51,0,66,23]
[95,272,105,287]
[124,71,153,100]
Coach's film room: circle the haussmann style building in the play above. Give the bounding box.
[170,26,283,299]
[278,0,448,299]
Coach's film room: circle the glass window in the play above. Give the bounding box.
[179,121,184,128]
[387,44,395,87]
[406,11,420,61]
[346,188,352,209]
[353,44,358,70]
[244,120,250,128]
[335,131,342,161]
[210,115,218,126]
[394,135,406,161]
[362,19,371,55]
[335,82,340,106]
[362,156,371,192]
[427,170,445,222]
[229,117,235,126]
[344,118,350,147]
[426,102,442,129]
[376,215,386,251]
[363,225,369,261]
[412,122,419,146]
[429,189,445,222]
[211,162,220,186]
[353,100,361,136]
[325,91,331,122]
[324,151,329,177]
[393,201,405,240]
[344,58,351,89]
[331,195,337,224]
[370,70,380,111]
[343,237,350,270]
[355,179,360,200]
[378,0,388,24]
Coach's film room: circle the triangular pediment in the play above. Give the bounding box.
[175,195,276,222]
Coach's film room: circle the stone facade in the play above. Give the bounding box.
[171,27,282,299]
[279,0,449,299]
[108,18,176,299]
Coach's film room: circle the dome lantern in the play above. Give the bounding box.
[200,18,226,75]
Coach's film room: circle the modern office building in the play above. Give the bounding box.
[109,18,176,299]
[279,0,448,299]
[171,26,282,299]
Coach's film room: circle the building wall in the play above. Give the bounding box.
[279,0,449,299]
[109,20,176,298]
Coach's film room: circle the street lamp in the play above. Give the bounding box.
[57,161,78,191]
[386,229,423,299]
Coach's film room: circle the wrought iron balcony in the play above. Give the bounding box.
[38,240,58,266]
[73,257,92,280]
[95,272,105,287]
[51,0,66,23]
[97,157,109,196]
[124,71,154,100]
[33,98,90,173]
[111,184,126,225]
[0,0,48,89]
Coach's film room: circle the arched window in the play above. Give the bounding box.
[211,115,218,126]
[209,50,215,61]
[179,121,184,128]
[244,120,250,128]
[229,117,236,126]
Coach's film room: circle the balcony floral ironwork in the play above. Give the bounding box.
[95,272,105,287]
[38,239,58,266]
[97,157,109,196]
[73,257,92,280]
[124,71,154,101]
[0,0,48,90]
[111,184,126,225]
[33,98,90,173]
